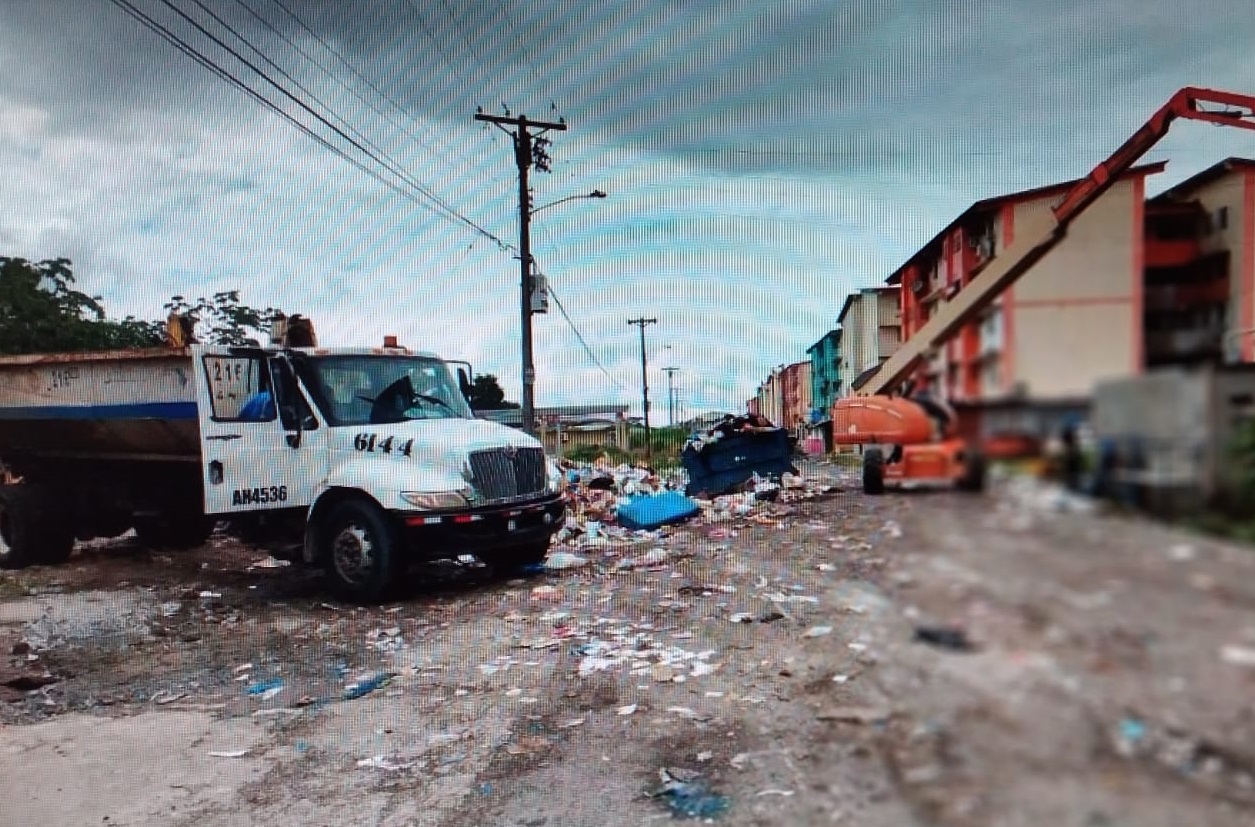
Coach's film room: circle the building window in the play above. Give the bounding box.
[1215,206,1229,231]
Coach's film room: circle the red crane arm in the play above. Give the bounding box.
[849,87,1255,399]
[1052,87,1255,223]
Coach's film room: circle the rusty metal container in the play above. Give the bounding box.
[0,348,200,464]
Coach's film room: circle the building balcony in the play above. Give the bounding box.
[1144,278,1229,310]
[1145,237,1204,269]
[1145,328,1223,357]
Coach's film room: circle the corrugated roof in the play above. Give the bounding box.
[1149,156,1255,203]
[885,162,1167,285]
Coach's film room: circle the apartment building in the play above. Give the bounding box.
[1143,157,1255,367]
[838,287,901,396]
[806,328,842,420]
[887,162,1165,438]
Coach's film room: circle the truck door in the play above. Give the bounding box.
[192,346,327,515]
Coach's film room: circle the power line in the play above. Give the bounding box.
[122,0,509,249]
[107,0,430,212]
[543,278,627,392]
[188,0,486,242]
[532,220,623,390]
[231,0,466,175]
[402,0,480,99]
[162,0,504,246]
[267,0,493,183]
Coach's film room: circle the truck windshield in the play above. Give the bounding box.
[303,355,474,425]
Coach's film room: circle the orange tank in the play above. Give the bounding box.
[830,395,935,445]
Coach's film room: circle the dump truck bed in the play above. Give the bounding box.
[0,347,200,462]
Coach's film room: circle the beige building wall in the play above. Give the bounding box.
[839,288,899,396]
[1170,172,1252,361]
[1007,174,1146,400]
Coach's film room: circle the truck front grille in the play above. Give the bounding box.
[469,447,546,502]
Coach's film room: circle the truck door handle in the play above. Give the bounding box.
[206,434,241,441]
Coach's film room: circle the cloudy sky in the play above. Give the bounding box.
[3,0,1255,419]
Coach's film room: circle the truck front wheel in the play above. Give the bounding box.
[0,486,75,569]
[321,499,402,603]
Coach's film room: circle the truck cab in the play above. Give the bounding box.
[192,343,566,600]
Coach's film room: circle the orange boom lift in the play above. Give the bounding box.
[832,87,1255,494]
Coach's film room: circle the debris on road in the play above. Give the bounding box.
[653,767,730,819]
[343,672,395,700]
[913,625,976,652]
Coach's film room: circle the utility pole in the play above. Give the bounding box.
[627,317,657,463]
[663,367,679,427]
[474,109,567,435]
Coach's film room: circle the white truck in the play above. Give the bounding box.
[0,338,566,601]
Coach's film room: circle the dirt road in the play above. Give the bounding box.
[3,466,1254,826]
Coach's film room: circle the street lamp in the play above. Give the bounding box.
[532,189,607,215]
[517,188,609,435]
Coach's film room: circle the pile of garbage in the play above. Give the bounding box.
[546,455,840,557]
[682,413,777,453]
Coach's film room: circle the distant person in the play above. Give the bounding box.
[1061,421,1084,491]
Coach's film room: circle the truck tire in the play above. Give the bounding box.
[957,450,988,493]
[320,499,402,603]
[0,486,75,569]
[134,515,216,550]
[863,448,886,495]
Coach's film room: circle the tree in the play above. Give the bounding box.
[0,257,164,355]
[0,256,284,355]
[163,290,284,346]
[465,374,520,410]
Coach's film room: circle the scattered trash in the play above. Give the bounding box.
[617,704,637,716]
[1169,543,1196,562]
[817,706,891,724]
[152,690,186,705]
[544,552,589,570]
[1,670,60,691]
[249,556,290,569]
[208,749,249,758]
[357,755,414,771]
[653,767,730,819]
[803,626,833,638]
[343,672,394,700]
[1220,645,1255,668]
[244,678,285,698]
[913,626,975,652]
[755,789,794,797]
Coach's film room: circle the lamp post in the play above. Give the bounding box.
[517,189,608,435]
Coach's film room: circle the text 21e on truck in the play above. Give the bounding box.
[0,336,567,601]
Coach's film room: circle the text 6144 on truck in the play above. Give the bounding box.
[0,326,566,601]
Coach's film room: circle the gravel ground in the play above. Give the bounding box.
[2,463,1255,826]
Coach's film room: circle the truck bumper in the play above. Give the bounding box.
[392,493,565,557]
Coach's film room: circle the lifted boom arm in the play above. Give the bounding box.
[855,86,1255,398]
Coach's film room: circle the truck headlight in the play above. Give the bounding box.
[400,488,473,510]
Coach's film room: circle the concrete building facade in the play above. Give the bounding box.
[780,360,812,432]
[806,328,842,420]
[1144,157,1255,367]
[888,162,1165,438]
[838,287,901,397]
